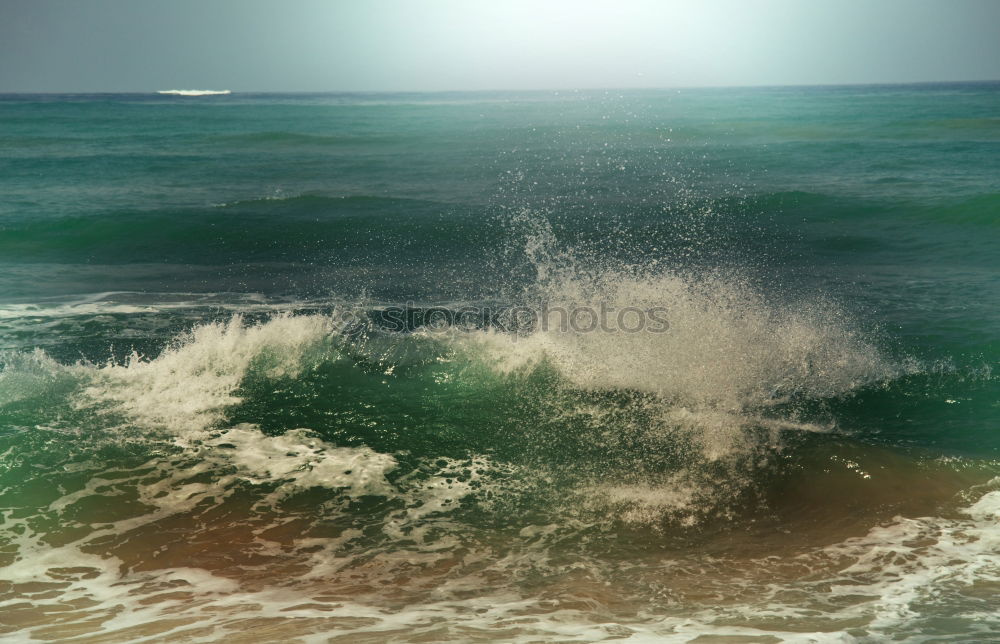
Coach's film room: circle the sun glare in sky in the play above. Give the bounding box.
[1,0,999,91]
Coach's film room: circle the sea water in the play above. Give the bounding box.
[1,84,999,641]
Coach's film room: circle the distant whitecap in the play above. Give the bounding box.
[157,89,231,96]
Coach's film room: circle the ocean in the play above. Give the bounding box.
[1,84,999,642]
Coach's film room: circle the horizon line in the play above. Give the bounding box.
[2,78,1000,96]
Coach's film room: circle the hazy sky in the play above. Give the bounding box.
[2,0,999,92]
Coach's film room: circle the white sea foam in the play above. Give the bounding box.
[157,89,231,96]
[0,348,71,407]
[11,480,1000,643]
[0,291,314,321]
[455,262,891,485]
[76,313,333,435]
[790,483,1000,637]
[464,214,893,411]
[202,424,398,499]
[586,479,702,526]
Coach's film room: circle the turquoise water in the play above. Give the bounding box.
[1,84,1000,641]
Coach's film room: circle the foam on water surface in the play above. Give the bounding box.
[76,313,334,435]
[5,481,1000,642]
[156,89,231,96]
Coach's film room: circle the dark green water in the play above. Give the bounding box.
[1,85,999,642]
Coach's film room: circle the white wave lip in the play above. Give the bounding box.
[157,89,231,96]
[77,313,334,435]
